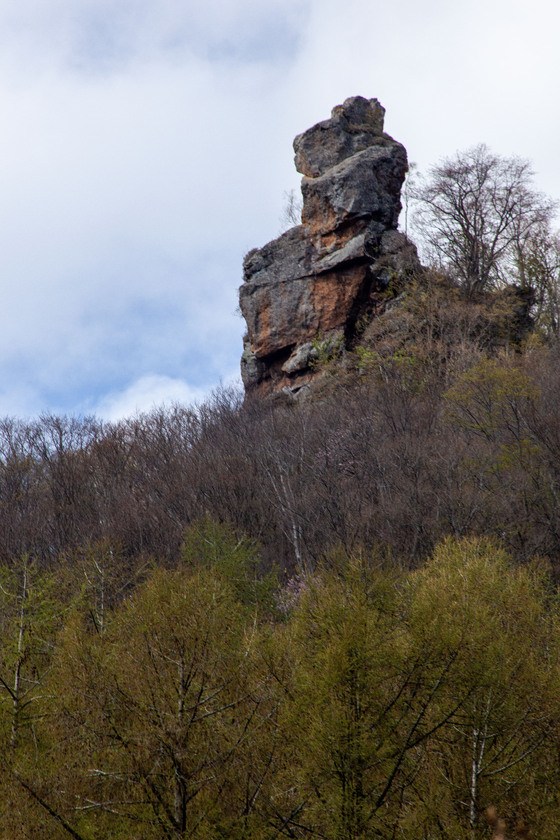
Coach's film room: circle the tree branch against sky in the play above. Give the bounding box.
[411,145,557,296]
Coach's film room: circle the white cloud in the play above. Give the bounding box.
[0,20,297,416]
[0,0,308,74]
[93,374,209,421]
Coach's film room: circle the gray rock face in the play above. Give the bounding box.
[239,96,419,397]
[293,97,387,178]
[301,143,407,234]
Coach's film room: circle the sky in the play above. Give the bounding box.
[0,0,559,420]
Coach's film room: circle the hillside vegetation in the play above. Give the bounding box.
[2,142,560,838]
[2,284,560,838]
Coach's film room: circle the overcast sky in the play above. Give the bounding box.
[0,0,558,420]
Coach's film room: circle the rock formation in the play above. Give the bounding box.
[239,96,419,397]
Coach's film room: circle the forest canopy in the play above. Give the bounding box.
[2,533,560,839]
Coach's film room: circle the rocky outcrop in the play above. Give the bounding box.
[239,96,419,397]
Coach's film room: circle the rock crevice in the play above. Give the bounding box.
[239,96,419,397]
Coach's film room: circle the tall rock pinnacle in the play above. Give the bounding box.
[239,96,418,397]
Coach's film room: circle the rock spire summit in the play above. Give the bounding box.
[239,96,418,397]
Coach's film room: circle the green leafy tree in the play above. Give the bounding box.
[281,555,471,840]
[407,537,560,839]
[51,563,273,839]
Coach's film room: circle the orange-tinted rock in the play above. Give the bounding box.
[239,96,419,397]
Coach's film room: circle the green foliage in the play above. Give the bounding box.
[444,357,539,439]
[181,518,276,610]
[2,539,560,838]
[407,537,560,839]
[280,552,477,839]
[354,342,377,373]
[51,563,267,840]
[60,539,151,635]
[310,331,344,370]
[0,556,61,750]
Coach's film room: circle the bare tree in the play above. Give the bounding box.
[412,144,557,295]
[279,188,303,232]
